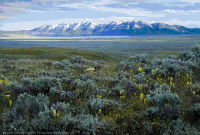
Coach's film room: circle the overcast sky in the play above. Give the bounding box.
[0,0,200,31]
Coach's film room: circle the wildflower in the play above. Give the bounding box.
[97,95,102,99]
[170,77,173,86]
[120,90,125,95]
[173,83,175,88]
[53,109,57,117]
[138,84,143,90]
[120,96,125,100]
[98,109,102,113]
[193,91,196,95]
[134,83,137,87]
[155,68,158,72]
[77,79,81,82]
[85,67,95,72]
[144,98,147,103]
[56,113,60,117]
[186,81,192,85]
[138,67,143,72]
[152,69,155,73]
[75,89,81,92]
[140,93,144,100]
[5,95,10,98]
[9,100,12,107]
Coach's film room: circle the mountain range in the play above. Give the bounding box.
[29,20,200,36]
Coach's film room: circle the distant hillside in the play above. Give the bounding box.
[29,20,200,36]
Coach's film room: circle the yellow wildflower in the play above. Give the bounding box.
[140,93,144,100]
[97,95,102,99]
[56,113,60,117]
[173,83,175,88]
[186,81,192,85]
[120,96,125,100]
[9,100,12,107]
[120,90,125,95]
[53,109,57,117]
[138,67,143,72]
[75,89,81,92]
[193,91,196,95]
[144,98,147,103]
[134,83,137,87]
[155,68,158,72]
[98,109,102,113]
[138,84,143,90]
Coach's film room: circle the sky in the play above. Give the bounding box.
[0,0,200,31]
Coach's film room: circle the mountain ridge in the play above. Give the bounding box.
[29,20,200,36]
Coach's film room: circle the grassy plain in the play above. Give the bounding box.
[0,34,200,56]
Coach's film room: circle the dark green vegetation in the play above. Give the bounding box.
[0,46,200,134]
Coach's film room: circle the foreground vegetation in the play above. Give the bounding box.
[0,46,200,134]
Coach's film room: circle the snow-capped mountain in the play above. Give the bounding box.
[29,20,200,36]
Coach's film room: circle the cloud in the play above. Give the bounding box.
[0,2,29,19]
[181,0,200,4]
[58,1,165,18]
[28,9,44,13]
[0,0,199,20]
[0,16,9,20]
[160,18,200,28]
[164,9,200,15]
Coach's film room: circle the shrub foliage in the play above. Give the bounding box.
[0,47,200,134]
